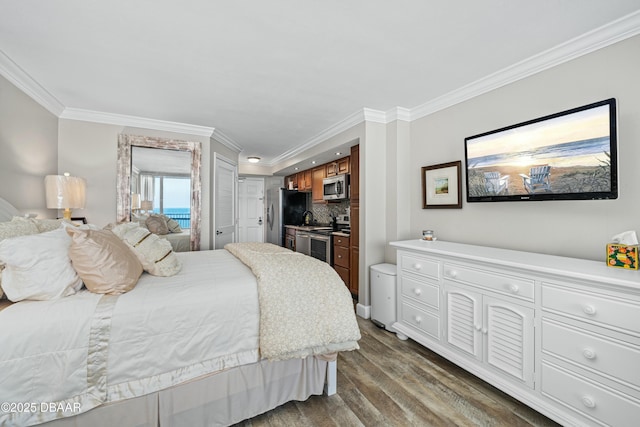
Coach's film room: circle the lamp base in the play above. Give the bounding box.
[63,209,72,220]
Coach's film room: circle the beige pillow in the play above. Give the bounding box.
[146,214,169,235]
[66,228,143,295]
[111,223,182,277]
[32,218,66,233]
[0,217,39,242]
[163,215,182,233]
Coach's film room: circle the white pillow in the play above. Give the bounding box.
[111,222,182,277]
[0,227,83,301]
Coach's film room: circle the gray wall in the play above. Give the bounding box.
[0,74,58,217]
[406,34,640,261]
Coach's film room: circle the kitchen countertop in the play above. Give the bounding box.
[285,224,332,231]
[285,224,350,237]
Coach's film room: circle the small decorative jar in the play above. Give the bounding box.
[422,230,434,241]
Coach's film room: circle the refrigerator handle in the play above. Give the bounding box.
[267,203,274,230]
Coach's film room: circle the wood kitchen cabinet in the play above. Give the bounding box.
[333,234,350,288]
[285,174,298,190]
[326,156,350,177]
[285,227,296,250]
[311,166,326,203]
[349,144,359,296]
[298,169,312,192]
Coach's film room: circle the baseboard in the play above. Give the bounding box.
[356,303,370,319]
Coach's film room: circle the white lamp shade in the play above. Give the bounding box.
[45,175,86,209]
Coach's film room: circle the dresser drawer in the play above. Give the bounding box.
[400,275,439,310]
[400,302,439,340]
[399,253,439,279]
[542,284,640,336]
[542,319,640,390]
[334,245,350,268]
[542,362,640,426]
[443,263,534,301]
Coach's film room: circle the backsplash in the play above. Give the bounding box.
[311,201,350,225]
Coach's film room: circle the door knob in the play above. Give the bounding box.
[258,216,263,225]
[216,230,222,235]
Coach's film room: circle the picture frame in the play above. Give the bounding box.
[422,161,462,209]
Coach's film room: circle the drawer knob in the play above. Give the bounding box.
[582,305,597,316]
[415,316,422,323]
[508,284,519,294]
[338,255,342,259]
[413,288,422,296]
[475,324,482,331]
[582,348,597,360]
[581,396,596,409]
[413,263,422,270]
[482,328,488,334]
[446,270,458,278]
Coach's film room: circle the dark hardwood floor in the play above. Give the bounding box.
[235,316,561,427]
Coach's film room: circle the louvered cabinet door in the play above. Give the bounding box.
[484,297,535,388]
[445,287,482,360]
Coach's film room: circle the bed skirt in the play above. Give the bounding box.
[40,355,328,427]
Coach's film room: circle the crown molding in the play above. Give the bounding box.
[269,108,370,166]
[0,49,65,116]
[411,10,640,121]
[59,108,215,137]
[385,106,412,122]
[211,128,243,152]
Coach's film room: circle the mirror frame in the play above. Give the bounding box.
[117,134,202,251]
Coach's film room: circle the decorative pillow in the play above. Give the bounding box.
[111,222,182,277]
[163,215,183,233]
[0,216,39,242]
[0,227,83,302]
[32,218,66,233]
[145,214,169,235]
[66,228,143,295]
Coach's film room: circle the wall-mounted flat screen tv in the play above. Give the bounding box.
[465,98,617,202]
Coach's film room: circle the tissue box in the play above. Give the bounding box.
[606,244,639,270]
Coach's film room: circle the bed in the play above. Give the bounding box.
[0,198,361,427]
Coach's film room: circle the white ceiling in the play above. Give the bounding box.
[2,1,640,173]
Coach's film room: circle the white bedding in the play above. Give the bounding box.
[0,250,259,426]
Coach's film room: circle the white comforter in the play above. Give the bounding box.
[0,250,260,427]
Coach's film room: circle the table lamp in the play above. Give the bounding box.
[45,173,86,220]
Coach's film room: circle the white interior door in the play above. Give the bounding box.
[213,153,237,249]
[238,177,265,242]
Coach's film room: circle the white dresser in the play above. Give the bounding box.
[390,239,640,427]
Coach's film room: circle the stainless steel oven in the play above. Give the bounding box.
[308,230,332,265]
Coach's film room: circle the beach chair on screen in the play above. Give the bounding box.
[484,171,510,195]
[519,165,552,193]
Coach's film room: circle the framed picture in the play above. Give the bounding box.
[422,161,462,209]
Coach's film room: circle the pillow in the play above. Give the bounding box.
[0,227,83,301]
[163,215,183,233]
[66,228,143,295]
[32,218,66,233]
[111,222,182,277]
[0,216,39,242]
[145,214,169,235]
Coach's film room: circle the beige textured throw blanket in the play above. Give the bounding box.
[225,242,361,360]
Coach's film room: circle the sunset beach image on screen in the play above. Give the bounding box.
[464,99,617,202]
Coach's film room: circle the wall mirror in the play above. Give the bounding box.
[117,134,202,251]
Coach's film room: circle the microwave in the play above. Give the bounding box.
[323,174,349,200]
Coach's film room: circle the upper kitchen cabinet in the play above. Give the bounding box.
[311,166,326,203]
[285,173,298,190]
[349,146,359,200]
[326,157,350,177]
[299,169,313,192]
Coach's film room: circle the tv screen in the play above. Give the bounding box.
[465,98,617,202]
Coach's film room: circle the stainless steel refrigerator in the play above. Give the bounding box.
[266,188,308,247]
